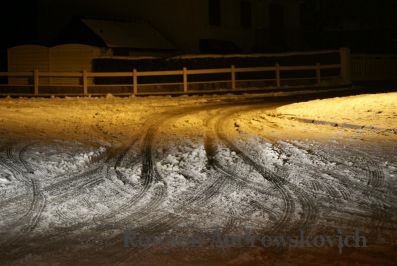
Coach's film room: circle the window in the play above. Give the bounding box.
[209,0,221,26]
[240,1,252,28]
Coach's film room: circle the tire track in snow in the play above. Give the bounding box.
[352,148,394,240]
[0,143,30,185]
[288,142,358,200]
[114,143,141,187]
[112,110,181,228]
[114,103,268,265]
[284,140,396,235]
[0,143,46,251]
[216,107,321,236]
[110,106,215,244]
[137,105,269,236]
[2,117,163,261]
[115,105,231,237]
[214,107,297,234]
[1,142,112,256]
[273,141,350,201]
[50,146,130,228]
[115,103,287,265]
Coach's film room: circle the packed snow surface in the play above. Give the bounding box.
[0,91,396,265]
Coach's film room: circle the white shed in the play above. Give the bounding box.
[8,44,106,85]
[49,44,105,85]
[8,45,49,85]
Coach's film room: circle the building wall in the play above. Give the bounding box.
[129,0,303,52]
[193,0,255,52]
[37,0,302,53]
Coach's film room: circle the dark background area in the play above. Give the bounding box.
[0,1,38,71]
[1,0,397,73]
[301,0,397,52]
[1,1,397,50]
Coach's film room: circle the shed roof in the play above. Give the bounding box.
[81,19,176,50]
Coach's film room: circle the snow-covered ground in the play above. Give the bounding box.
[0,91,396,265]
[277,92,397,134]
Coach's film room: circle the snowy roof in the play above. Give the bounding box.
[169,50,340,60]
[81,19,176,50]
[98,55,160,60]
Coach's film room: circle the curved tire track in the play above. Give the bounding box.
[0,143,46,249]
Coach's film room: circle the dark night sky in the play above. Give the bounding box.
[0,0,395,73]
[0,1,38,48]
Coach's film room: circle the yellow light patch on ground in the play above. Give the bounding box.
[232,92,397,142]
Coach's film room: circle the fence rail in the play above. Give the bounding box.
[0,63,344,96]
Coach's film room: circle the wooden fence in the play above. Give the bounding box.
[0,63,347,96]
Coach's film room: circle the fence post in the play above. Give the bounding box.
[316,63,321,85]
[275,63,281,87]
[231,65,236,90]
[339,47,352,83]
[183,67,188,93]
[33,69,39,96]
[133,68,138,95]
[83,70,88,96]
